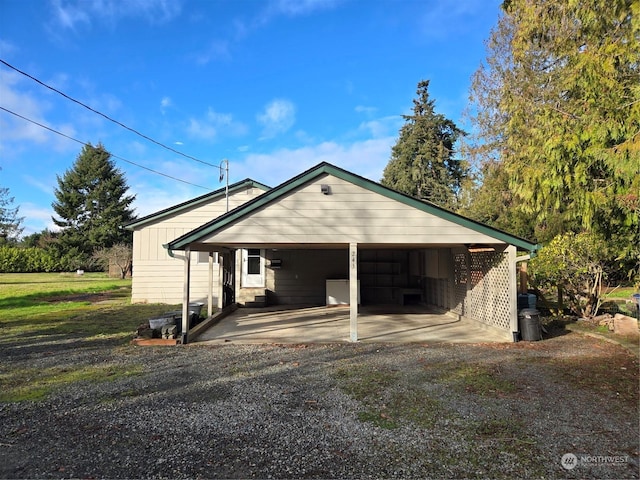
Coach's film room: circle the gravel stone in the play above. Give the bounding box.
[0,336,638,479]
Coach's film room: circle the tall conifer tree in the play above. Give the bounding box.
[52,143,136,263]
[382,80,467,210]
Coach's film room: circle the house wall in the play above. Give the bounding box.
[204,174,505,245]
[265,249,348,305]
[131,186,264,304]
[423,248,453,310]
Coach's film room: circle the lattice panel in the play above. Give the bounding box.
[452,252,468,315]
[468,251,511,331]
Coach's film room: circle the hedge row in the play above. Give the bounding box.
[0,246,63,273]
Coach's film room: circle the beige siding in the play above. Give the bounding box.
[131,187,264,304]
[204,175,502,245]
[266,249,348,305]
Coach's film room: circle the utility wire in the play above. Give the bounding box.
[0,106,211,191]
[0,58,219,168]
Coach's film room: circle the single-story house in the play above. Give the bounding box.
[149,162,539,343]
[125,178,270,311]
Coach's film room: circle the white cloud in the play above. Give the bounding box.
[235,136,394,187]
[186,108,247,141]
[130,160,215,217]
[49,0,183,30]
[160,97,172,111]
[193,40,231,65]
[263,0,340,19]
[354,115,403,139]
[20,203,59,236]
[355,105,377,116]
[0,39,18,56]
[0,70,78,152]
[418,0,494,39]
[256,99,296,139]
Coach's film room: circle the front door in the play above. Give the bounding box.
[242,248,265,287]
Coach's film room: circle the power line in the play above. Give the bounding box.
[0,106,211,191]
[0,58,219,168]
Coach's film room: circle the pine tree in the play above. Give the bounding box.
[52,143,136,266]
[382,80,467,210]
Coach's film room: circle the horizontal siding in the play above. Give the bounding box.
[131,187,263,304]
[265,249,348,305]
[204,175,504,245]
[131,260,220,304]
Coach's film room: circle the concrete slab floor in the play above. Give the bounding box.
[195,305,507,344]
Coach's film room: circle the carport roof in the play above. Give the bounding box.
[166,162,540,252]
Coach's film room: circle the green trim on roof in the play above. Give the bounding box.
[166,162,540,252]
[124,179,270,230]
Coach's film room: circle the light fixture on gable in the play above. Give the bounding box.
[321,184,331,195]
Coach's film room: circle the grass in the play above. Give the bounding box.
[334,364,444,429]
[0,364,144,403]
[0,272,178,341]
[437,362,517,396]
[603,286,637,300]
[0,272,181,402]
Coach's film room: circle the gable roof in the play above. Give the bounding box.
[166,162,540,252]
[124,178,270,230]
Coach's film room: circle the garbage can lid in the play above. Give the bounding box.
[518,308,540,317]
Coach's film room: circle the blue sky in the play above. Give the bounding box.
[0,0,501,237]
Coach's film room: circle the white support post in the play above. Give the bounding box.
[217,253,224,310]
[208,252,214,318]
[507,245,519,342]
[181,247,191,344]
[349,242,358,342]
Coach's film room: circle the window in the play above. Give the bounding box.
[246,248,261,274]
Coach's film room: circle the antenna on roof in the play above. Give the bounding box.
[219,159,229,212]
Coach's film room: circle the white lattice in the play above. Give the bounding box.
[468,251,511,331]
[452,252,468,316]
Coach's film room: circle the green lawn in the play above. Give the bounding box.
[603,286,638,300]
[0,272,178,343]
[0,272,181,402]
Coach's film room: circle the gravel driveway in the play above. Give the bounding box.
[1,333,638,479]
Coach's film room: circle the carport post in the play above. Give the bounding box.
[181,247,191,344]
[349,242,358,342]
[507,245,519,341]
[208,252,214,318]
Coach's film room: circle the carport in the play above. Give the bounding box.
[165,162,539,344]
[196,305,504,344]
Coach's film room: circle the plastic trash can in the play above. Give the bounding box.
[518,308,542,341]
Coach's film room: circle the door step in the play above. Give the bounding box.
[244,295,266,307]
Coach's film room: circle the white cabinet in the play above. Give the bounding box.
[326,279,360,305]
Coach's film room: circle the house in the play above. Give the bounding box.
[159,162,539,343]
[125,178,270,312]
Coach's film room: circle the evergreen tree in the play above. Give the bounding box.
[0,171,24,244]
[468,0,639,251]
[52,143,136,267]
[382,80,467,209]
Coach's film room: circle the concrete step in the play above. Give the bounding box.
[244,300,266,308]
